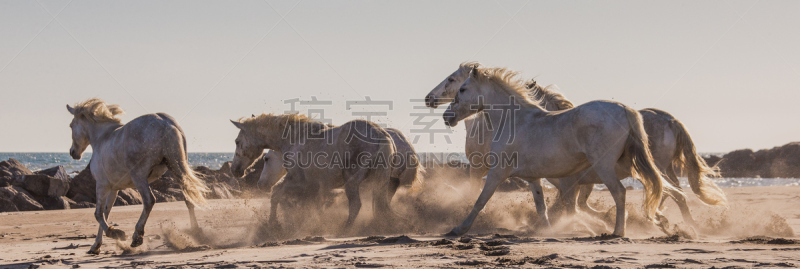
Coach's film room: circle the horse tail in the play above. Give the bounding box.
[166,127,210,206]
[372,127,398,212]
[623,107,680,221]
[671,119,727,206]
[408,156,426,193]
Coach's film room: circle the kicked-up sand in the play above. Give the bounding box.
[2,184,800,268]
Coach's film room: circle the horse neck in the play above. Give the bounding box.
[262,121,327,152]
[86,121,123,148]
[479,87,546,127]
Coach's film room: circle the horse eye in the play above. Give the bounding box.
[235,139,241,145]
[459,87,466,93]
[448,77,455,82]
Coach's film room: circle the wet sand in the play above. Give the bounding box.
[2,186,800,268]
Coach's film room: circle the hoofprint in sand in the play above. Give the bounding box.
[2,186,799,268]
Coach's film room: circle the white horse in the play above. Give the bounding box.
[256,127,422,192]
[426,62,726,230]
[255,127,422,227]
[425,62,585,226]
[66,98,209,254]
[230,113,397,228]
[525,79,726,228]
[442,67,681,236]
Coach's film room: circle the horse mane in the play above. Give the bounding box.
[471,66,541,109]
[525,79,575,110]
[237,113,328,137]
[459,61,480,71]
[71,98,124,123]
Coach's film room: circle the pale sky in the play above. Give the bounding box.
[1,0,798,153]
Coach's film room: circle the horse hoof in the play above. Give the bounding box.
[107,228,127,241]
[131,235,143,248]
[87,248,100,255]
[444,230,460,237]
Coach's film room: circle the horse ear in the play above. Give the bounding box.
[231,120,244,129]
[526,79,537,89]
[66,105,75,115]
[251,114,255,118]
[471,68,480,78]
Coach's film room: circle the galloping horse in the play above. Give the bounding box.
[230,114,397,228]
[66,98,209,254]
[257,127,422,193]
[442,66,681,236]
[426,62,726,229]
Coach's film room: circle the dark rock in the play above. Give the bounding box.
[17,172,70,198]
[36,166,70,182]
[15,174,51,196]
[0,158,33,187]
[718,149,758,177]
[151,171,181,194]
[66,197,95,209]
[152,190,178,203]
[71,194,93,204]
[66,165,96,203]
[703,155,722,167]
[0,186,44,211]
[718,142,800,178]
[219,162,233,178]
[164,188,185,201]
[0,197,19,212]
[115,188,142,206]
[38,196,71,210]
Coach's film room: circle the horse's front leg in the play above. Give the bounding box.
[447,170,508,236]
[527,178,551,228]
[343,168,370,228]
[131,171,157,248]
[268,181,286,229]
[89,188,120,254]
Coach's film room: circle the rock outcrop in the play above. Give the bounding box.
[717,142,800,178]
[0,158,265,212]
[0,158,33,187]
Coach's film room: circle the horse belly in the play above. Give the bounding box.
[512,150,590,179]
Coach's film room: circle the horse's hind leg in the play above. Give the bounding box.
[374,176,400,216]
[593,165,627,237]
[343,178,363,228]
[527,178,551,228]
[88,188,119,254]
[131,170,157,248]
[665,166,697,228]
[185,200,199,230]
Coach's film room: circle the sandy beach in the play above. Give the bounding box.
[2,185,799,268]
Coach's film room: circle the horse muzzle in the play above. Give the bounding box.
[425,94,438,108]
[69,148,81,160]
[443,112,458,127]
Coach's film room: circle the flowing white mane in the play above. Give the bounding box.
[71,98,124,123]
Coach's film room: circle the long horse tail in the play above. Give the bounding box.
[670,119,727,206]
[408,157,426,193]
[623,107,681,221]
[373,127,398,212]
[166,127,210,206]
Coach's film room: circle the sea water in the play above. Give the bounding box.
[1,152,797,189]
